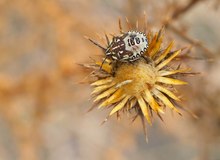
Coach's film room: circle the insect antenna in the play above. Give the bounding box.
[84,36,106,51]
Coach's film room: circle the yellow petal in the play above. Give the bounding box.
[157,50,181,70]
[128,98,137,110]
[137,96,151,124]
[92,82,115,95]
[148,36,163,57]
[148,28,164,57]
[147,34,157,55]
[147,32,153,43]
[98,89,124,108]
[150,39,163,57]
[155,84,180,101]
[109,96,130,115]
[143,89,164,114]
[157,77,188,85]
[94,87,117,102]
[115,80,132,88]
[158,68,191,76]
[152,89,181,114]
[91,77,112,86]
[155,41,174,64]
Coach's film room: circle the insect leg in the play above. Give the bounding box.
[112,61,120,77]
[142,55,153,64]
[100,56,107,70]
[104,33,110,45]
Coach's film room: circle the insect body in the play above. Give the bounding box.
[106,31,148,62]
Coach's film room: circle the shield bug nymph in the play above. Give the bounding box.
[106,31,148,62]
[86,31,148,65]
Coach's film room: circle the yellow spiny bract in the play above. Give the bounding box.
[84,18,192,139]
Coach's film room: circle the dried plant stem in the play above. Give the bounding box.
[164,0,214,58]
[171,0,204,20]
[168,25,214,58]
[198,140,210,160]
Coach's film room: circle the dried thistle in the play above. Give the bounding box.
[83,17,192,141]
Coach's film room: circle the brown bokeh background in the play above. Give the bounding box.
[0,0,220,160]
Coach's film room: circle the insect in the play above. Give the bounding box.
[86,31,148,63]
[106,31,148,62]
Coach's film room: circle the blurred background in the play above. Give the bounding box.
[0,0,220,160]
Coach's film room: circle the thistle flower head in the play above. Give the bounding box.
[84,17,191,140]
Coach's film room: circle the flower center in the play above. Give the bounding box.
[114,59,158,96]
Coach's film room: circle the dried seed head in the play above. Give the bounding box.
[83,17,193,140]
